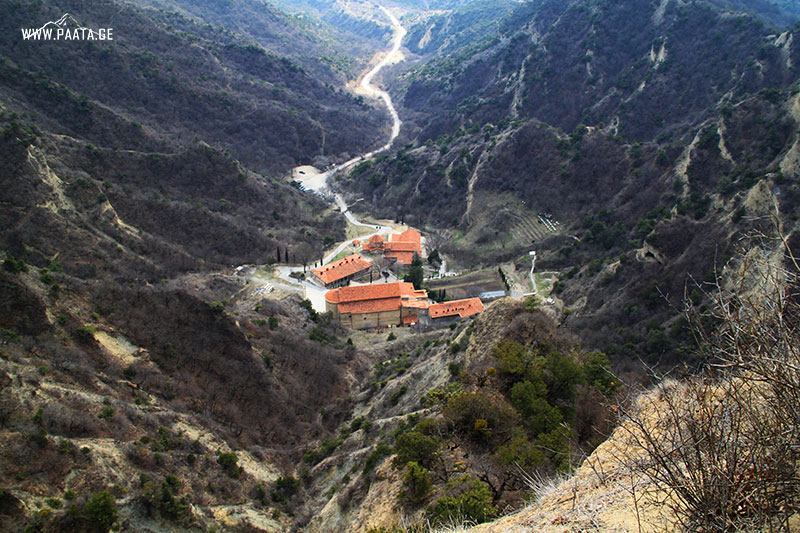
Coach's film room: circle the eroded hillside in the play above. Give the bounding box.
[0,0,402,530]
[337,0,800,368]
[0,0,388,175]
[290,298,620,532]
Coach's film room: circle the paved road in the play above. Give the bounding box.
[528,251,536,295]
[292,3,410,271]
[275,266,327,310]
[323,194,396,264]
[359,6,406,143]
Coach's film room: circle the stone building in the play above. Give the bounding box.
[426,298,485,325]
[324,282,429,329]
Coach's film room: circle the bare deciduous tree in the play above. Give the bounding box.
[618,227,800,531]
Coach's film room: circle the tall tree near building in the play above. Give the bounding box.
[404,254,424,290]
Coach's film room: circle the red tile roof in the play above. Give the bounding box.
[325,282,429,315]
[312,254,371,286]
[428,298,485,319]
[390,229,421,244]
[385,229,421,264]
[402,315,418,325]
[339,298,401,314]
[385,241,420,252]
[362,234,386,252]
[385,251,415,264]
[362,229,422,263]
[400,297,430,309]
[326,282,416,303]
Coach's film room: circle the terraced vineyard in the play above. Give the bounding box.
[507,211,556,244]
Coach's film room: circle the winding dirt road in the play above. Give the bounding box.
[293,4,406,194]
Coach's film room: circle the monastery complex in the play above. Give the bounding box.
[324,281,484,329]
[308,227,486,330]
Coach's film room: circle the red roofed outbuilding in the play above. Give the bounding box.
[311,254,371,288]
[428,298,485,320]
